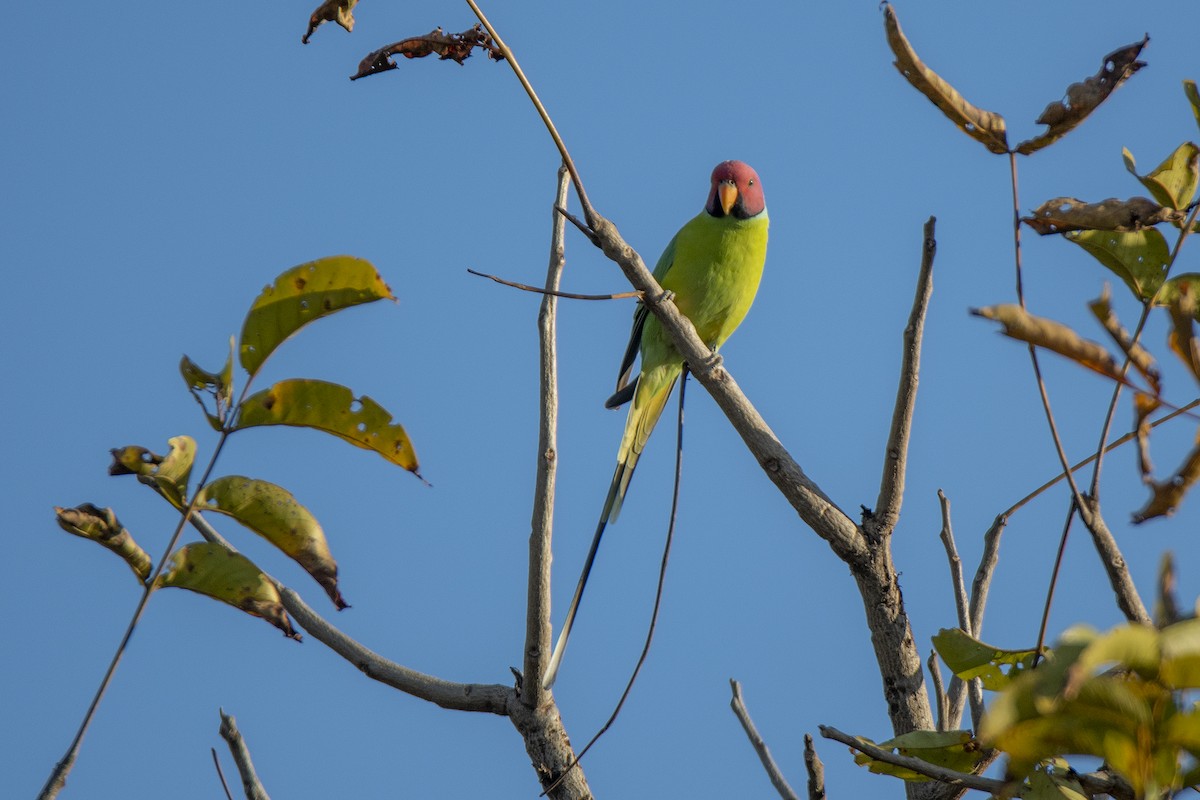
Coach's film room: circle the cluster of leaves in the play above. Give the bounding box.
[55,256,417,637]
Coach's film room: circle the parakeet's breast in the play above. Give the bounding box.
[661,211,769,349]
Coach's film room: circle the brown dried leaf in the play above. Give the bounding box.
[882,3,1008,154]
[1016,36,1149,155]
[351,25,504,81]
[55,504,152,583]
[972,304,1123,383]
[1132,429,1200,523]
[1089,284,1161,394]
[1166,285,1200,384]
[1024,196,1180,235]
[303,0,357,45]
[1134,391,1162,479]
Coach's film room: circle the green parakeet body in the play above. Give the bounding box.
[544,160,769,688]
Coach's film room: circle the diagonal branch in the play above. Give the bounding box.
[521,166,570,710]
[872,217,936,534]
[218,710,272,800]
[730,680,801,800]
[936,491,983,730]
[1075,497,1150,624]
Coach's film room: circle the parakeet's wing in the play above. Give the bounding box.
[606,231,680,409]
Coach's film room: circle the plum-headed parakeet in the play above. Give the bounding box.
[544,160,769,688]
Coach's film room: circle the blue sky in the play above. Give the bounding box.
[5,2,1200,797]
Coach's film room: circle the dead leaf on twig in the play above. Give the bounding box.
[1016,36,1149,155]
[882,3,1008,154]
[1133,391,1161,479]
[1133,431,1200,523]
[351,25,504,81]
[971,304,1125,384]
[303,0,357,45]
[1024,197,1180,235]
[1089,284,1161,394]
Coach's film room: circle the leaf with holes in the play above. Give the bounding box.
[881,3,1008,154]
[234,379,419,474]
[1066,228,1170,301]
[107,436,196,509]
[196,476,346,609]
[1015,37,1148,155]
[932,628,1038,691]
[239,256,393,378]
[155,542,300,639]
[1023,196,1178,235]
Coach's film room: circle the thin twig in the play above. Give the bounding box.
[542,372,691,796]
[1088,202,1200,497]
[819,725,1003,793]
[467,268,639,301]
[218,709,272,800]
[1033,500,1078,666]
[212,748,235,800]
[967,513,1005,656]
[936,491,983,730]
[873,217,936,533]
[803,734,826,800]
[730,680,801,800]
[463,0,595,223]
[927,650,947,732]
[522,166,569,710]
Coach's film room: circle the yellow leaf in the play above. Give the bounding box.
[54,504,152,583]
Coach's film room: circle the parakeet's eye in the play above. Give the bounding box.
[748,179,755,186]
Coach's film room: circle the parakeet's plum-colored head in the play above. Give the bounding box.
[705,160,765,220]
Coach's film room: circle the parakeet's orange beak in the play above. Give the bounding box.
[717,181,738,216]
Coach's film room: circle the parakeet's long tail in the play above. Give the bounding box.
[542,369,680,689]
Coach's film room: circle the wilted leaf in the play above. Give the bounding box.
[1016,37,1149,155]
[971,305,1126,384]
[234,379,420,475]
[108,436,196,509]
[303,0,356,45]
[180,337,235,431]
[1065,228,1171,301]
[1154,553,1181,629]
[196,476,346,609]
[1024,196,1179,235]
[54,503,152,582]
[1132,429,1200,523]
[1134,391,1161,478]
[239,256,393,378]
[1124,143,1200,211]
[1166,286,1200,383]
[1089,285,1160,394]
[932,628,1038,691]
[351,25,505,81]
[850,730,982,781]
[154,542,300,639]
[881,4,1007,154]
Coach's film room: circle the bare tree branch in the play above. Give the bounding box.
[1076,497,1151,624]
[730,680,801,800]
[803,733,826,800]
[279,587,512,714]
[818,726,1004,793]
[872,217,936,534]
[967,513,1005,640]
[522,166,570,710]
[927,650,947,732]
[218,710,271,800]
[936,491,983,730]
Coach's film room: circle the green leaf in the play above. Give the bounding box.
[1155,274,1200,315]
[932,628,1039,690]
[850,730,983,781]
[234,379,420,475]
[1066,624,1161,691]
[1184,80,1200,134]
[180,337,235,431]
[108,436,196,509]
[239,256,394,378]
[1024,760,1088,800]
[1123,143,1200,210]
[54,504,152,583]
[154,542,300,639]
[1065,228,1171,301]
[1160,618,1200,689]
[196,476,346,609]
